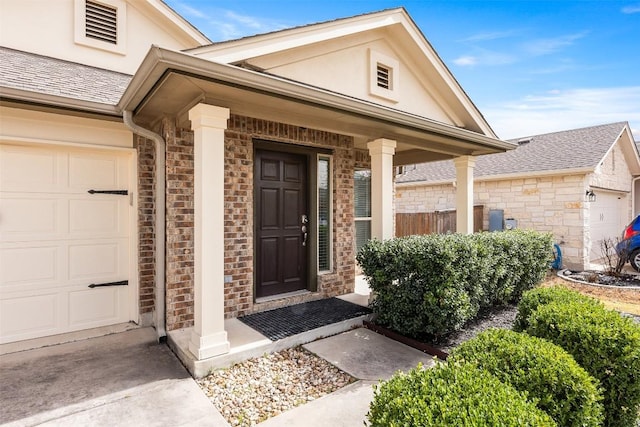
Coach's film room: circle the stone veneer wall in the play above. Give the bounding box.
[396,174,590,269]
[150,114,368,331]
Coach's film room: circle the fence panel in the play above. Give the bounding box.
[396,206,484,237]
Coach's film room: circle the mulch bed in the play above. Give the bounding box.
[561,269,640,287]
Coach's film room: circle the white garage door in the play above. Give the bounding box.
[589,191,625,261]
[0,144,133,344]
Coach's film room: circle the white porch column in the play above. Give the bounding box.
[188,103,230,360]
[453,155,476,235]
[367,138,397,240]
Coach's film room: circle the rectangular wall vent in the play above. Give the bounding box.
[376,64,391,90]
[85,0,117,44]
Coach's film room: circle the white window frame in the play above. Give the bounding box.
[369,49,400,103]
[74,0,127,55]
[317,154,333,272]
[354,169,372,253]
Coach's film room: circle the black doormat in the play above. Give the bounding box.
[238,297,372,341]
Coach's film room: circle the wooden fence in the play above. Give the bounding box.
[396,205,484,237]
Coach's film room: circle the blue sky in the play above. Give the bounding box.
[165,0,640,140]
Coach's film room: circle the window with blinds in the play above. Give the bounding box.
[318,156,331,271]
[354,170,372,253]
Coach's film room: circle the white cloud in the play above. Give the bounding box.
[454,56,477,66]
[168,3,289,41]
[523,32,588,56]
[460,30,520,43]
[482,87,640,140]
[453,50,516,67]
[622,4,640,13]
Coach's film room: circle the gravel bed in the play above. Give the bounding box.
[196,304,638,426]
[196,347,355,426]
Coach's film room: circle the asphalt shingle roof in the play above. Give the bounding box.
[0,46,131,106]
[397,122,628,183]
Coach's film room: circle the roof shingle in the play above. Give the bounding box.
[0,47,131,106]
[397,122,628,183]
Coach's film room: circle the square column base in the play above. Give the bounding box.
[189,330,230,360]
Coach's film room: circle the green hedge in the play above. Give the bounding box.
[450,329,604,427]
[526,301,640,427]
[367,362,556,426]
[514,286,601,332]
[357,229,552,338]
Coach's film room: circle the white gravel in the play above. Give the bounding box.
[196,347,355,426]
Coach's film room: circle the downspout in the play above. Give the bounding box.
[634,176,640,216]
[123,111,167,343]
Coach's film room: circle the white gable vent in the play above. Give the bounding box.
[369,49,399,103]
[377,64,391,90]
[85,0,118,44]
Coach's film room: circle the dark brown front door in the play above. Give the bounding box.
[255,149,308,298]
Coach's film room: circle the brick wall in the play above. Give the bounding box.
[136,135,155,326]
[154,114,365,331]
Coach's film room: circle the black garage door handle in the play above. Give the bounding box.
[88,280,128,288]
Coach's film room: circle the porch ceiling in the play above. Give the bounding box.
[122,47,515,166]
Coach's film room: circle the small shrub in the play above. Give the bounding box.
[367,362,556,427]
[450,329,604,427]
[526,301,640,427]
[514,286,600,332]
[357,230,552,339]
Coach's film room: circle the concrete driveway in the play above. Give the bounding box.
[0,328,228,426]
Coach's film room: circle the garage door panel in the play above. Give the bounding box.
[0,246,59,286]
[0,293,59,340]
[0,144,133,344]
[68,287,122,327]
[0,198,59,235]
[69,198,125,235]
[0,146,59,192]
[68,154,120,190]
[590,192,625,260]
[68,242,123,280]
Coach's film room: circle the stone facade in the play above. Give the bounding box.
[139,114,369,331]
[397,174,589,267]
[396,141,634,270]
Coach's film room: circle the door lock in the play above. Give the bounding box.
[301,214,308,246]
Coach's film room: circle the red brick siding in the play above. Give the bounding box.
[165,124,196,330]
[155,114,364,330]
[136,136,155,319]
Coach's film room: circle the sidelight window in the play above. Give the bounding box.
[354,169,372,253]
[318,156,332,271]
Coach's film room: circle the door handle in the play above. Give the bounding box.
[302,225,308,246]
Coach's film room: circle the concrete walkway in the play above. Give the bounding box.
[0,328,228,427]
[258,328,436,426]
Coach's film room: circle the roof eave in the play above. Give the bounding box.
[120,46,515,152]
[0,86,121,117]
[396,167,594,187]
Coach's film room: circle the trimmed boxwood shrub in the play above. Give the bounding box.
[526,301,640,427]
[357,229,552,339]
[513,286,601,332]
[449,329,604,427]
[367,362,556,426]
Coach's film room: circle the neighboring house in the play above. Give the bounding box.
[0,1,513,372]
[396,122,640,270]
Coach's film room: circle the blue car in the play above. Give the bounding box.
[616,214,640,271]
